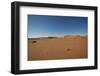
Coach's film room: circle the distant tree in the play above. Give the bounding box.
[48,37,56,39]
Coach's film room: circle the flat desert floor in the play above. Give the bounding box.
[28,36,88,61]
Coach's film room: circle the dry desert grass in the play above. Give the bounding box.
[28,35,88,61]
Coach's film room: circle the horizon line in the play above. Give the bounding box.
[28,34,87,38]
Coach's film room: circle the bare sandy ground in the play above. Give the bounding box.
[28,36,88,61]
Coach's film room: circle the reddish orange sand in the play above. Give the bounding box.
[28,36,88,61]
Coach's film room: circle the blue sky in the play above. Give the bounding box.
[28,15,87,38]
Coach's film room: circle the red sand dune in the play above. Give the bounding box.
[28,35,88,61]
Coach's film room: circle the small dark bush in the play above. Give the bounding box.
[66,48,72,51]
[32,41,37,43]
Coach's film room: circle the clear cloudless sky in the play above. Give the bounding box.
[28,15,87,38]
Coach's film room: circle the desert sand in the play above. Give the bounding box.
[28,35,88,61]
